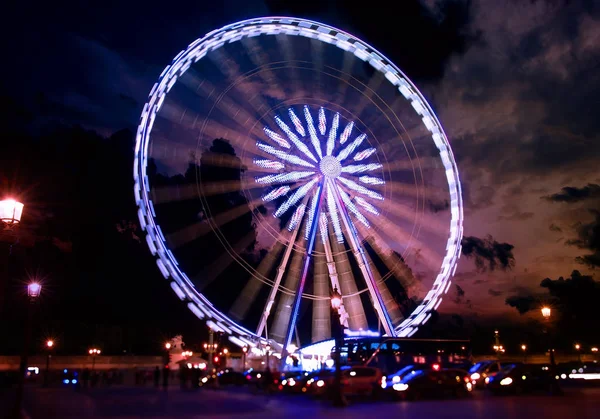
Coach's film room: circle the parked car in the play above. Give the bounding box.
[469,360,504,388]
[486,363,555,394]
[389,367,472,400]
[310,366,383,398]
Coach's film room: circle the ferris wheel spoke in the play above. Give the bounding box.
[256,142,315,168]
[255,171,315,185]
[303,106,323,159]
[328,220,368,331]
[193,230,257,292]
[312,239,332,342]
[329,180,395,336]
[361,237,405,325]
[340,163,383,174]
[319,213,349,329]
[336,133,367,162]
[337,176,384,200]
[229,239,285,322]
[274,178,319,218]
[256,221,303,338]
[167,197,264,249]
[274,116,318,163]
[326,112,340,156]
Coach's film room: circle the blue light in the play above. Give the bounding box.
[71,379,78,384]
[344,329,380,337]
[63,379,69,384]
[63,369,68,373]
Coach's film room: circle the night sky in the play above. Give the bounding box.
[1,0,599,354]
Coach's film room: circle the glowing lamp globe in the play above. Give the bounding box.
[331,287,342,311]
[47,340,54,348]
[27,282,41,298]
[541,307,551,318]
[0,199,24,225]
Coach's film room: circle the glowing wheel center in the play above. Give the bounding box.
[319,156,342,179]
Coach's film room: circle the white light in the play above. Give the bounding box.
[568,373,600,380]
[303,106,322,158]
[354,196,379,215]
[274,178,318,218]
[317,379,325,387]
[305,189,320,240]
[255,171,315,184]
[337,177,384,200]
[392,376,400,383]
[358,176,385,185]
[318,107,326,135]
[339,121,354,144]
[353,148,376,161]
[466,382,472,391]
[338,188,370,228]
[341,163,383,174]
[262,186,290,202]
[326,185,344,243]
[393,383,408,391]
[264,127,291,149]
[257,373,262,378]
[470,373,480,381]
[253,159,285,170]
[288,108,306,137]
[500,377,513,386]
[288,204,306,231]
[350,371,356,376]
[326,112,339,156]
[275,116,317,162]
[257,142,314,168]
[336,133,366,162]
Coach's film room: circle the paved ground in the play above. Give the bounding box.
[5,385,600,418]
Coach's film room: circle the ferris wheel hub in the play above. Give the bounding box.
[319,156,342,179]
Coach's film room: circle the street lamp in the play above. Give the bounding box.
[14,281,41,416]
[541,306,551,318]
[89,348,101,371]
[521,344,527,363]
[242,346,248,371]
[592,347,598,353]
[44,339,54,387]
[265,344,271,370]
[330,287,347,407]
[575,343,581,363]
[0,198,24,227]
[165,342,172,350]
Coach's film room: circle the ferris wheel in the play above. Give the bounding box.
[133,17,463,353]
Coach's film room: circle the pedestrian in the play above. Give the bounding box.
[154,366,160,388]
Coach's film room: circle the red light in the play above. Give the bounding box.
[214,356,219,362]
[432,364,440,371]
[246,375,251,380]
[464,376,470,382]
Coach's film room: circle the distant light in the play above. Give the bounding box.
[591,347,598,352]
[471,373,481,381]
[47,340,54,348]
[349,371,356,376]
[317,380,325,388]
[500,377,513,386]
[165,343,172,350]
[541,307,551,318]
[71,379,78,384]
[521,344,527,351]
[432,364,440,371]
[568,373,600,380]
[575,343,581,350]
[63,379,69,384]
[64,369,68,373]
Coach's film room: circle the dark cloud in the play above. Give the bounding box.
[566,210,600,268]
[461,235,516,272]
[549,223,562,232]
[488,289,502,297]
[428,199,450,213]
[505,295,536,315]
[497,211,534,222]
[543,184,600,203]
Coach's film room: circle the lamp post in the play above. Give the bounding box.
[242,346,248,371]
[575,343,581,363]
[521,344,527,363]
[13,281,41,417]
[223,348,229,368]
[0,198,24,318]
[541,306,560,395]
[265,344,271,370]
[330,286,347,407]
[44,339,54,387]
[89,348,101,372]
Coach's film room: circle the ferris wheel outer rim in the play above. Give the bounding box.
[133,16,464,345]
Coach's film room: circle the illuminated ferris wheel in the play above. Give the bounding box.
[133,17,463,354]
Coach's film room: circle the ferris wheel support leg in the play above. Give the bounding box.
[256,226,301,338]
[330,181,396,337]
[321,219,349,329]
[280,182,324,368]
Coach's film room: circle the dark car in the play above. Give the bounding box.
[391,368,472,400]
[469,360,508,388]
[486,363,555,394]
